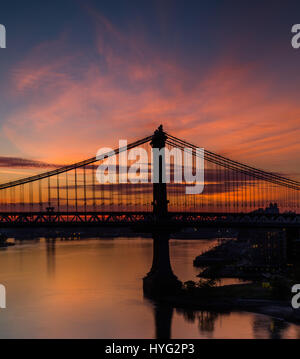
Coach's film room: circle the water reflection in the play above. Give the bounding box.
[46,239,56,277]
[151,301,223,339]
[152,302,299,340]
[177,308,223,338]
[0,236,299,339]
[153,304,174,339]
[253,316,289,339]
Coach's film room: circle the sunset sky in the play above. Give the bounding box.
[0,0,300,182]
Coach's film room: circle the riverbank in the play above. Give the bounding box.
[0,242,14,248]
[158,283,300,325]
[193,238,246,267]
[194,236,289,280]
[0,234,15,248]
[159,235,300,325]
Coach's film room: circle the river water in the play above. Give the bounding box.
[0,237,299,339]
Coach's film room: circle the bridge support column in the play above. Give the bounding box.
[143,232,182,297]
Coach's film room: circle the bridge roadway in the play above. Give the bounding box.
[0,211,299,228]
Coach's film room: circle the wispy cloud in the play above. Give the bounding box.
[0,156,59,169]
[2,10,300,180]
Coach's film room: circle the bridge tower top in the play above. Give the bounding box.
[150,125,167,149]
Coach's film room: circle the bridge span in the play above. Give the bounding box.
[0,126,299,295]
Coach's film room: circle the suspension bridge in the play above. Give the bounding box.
[1,125,300,295]
[0,125,299,228]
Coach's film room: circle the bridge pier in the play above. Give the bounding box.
[143,232,182,297]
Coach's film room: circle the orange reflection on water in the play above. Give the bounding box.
[0,237,300,338]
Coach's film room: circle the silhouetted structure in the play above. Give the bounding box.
[0,126,299,295]
[143,126,182,296]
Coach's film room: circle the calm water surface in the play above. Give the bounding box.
[0,237,299,339]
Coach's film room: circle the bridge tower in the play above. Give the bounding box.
[143,125,182,297]
[150,125,168,219]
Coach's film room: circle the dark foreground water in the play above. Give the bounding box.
[0,237,299,339]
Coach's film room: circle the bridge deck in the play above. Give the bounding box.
[0,211,299,228]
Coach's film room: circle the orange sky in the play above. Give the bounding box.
[1,6,300,182]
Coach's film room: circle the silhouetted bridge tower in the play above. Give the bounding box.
[143,125,181,295]
[0,126,300,294]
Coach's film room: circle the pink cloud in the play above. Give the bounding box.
[2,13,300,181]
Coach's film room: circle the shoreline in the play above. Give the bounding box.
[155,283,300,325]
